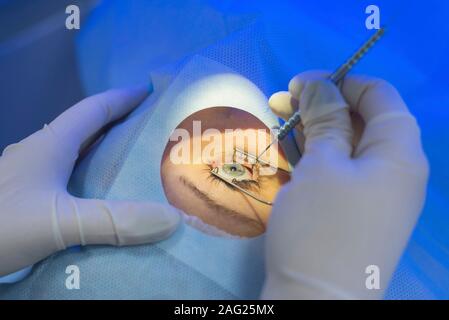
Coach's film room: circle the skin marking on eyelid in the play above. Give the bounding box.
[179,176,265,232]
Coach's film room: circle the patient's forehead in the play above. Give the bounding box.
[175,107,269,131]
[161,106,287,167]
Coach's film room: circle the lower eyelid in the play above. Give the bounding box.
[208,172,236,191]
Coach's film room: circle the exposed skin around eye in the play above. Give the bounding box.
[160,107,291,237]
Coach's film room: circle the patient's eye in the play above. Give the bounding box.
[210,161,256,183]
[223,163,245,177]
[220,163,255,181]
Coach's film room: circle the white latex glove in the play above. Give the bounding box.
[0,87,181,277]
[262,71,429,299]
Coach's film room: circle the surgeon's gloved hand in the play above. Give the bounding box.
[0,87,181,277]
[262,71,429,299]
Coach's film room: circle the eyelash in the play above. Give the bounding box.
[205,165,261,192]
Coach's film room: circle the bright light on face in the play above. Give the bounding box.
[160,107,290,238]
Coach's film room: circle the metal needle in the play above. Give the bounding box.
[257,27,386,161]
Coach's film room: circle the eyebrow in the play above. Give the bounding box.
[179,176,265,231]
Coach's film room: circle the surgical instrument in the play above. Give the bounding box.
[257,27,386,160]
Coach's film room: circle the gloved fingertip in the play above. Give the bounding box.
[141,204,183,243]
[268,91,298,120]
[1,143,21,157]
[125,204,182,244]
[76,199,183,246]
[128,83,151,99]
[268,91,287,110]
[116,79,153,102]
[162,205,183,232]
[288,71,331,99]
